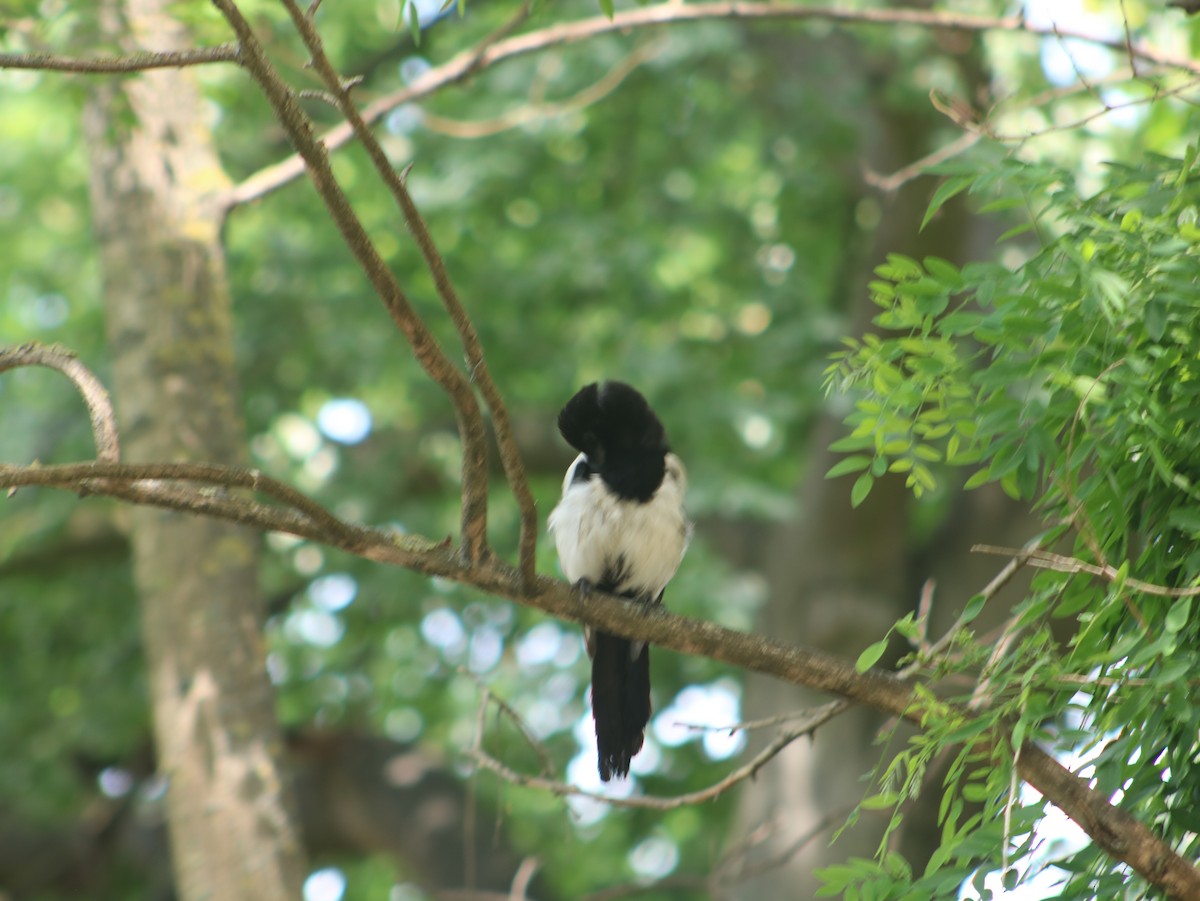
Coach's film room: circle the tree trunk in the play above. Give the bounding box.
[82,2,306,898]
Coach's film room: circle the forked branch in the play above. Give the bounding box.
[211,0,493,564]
[277,0,539,584]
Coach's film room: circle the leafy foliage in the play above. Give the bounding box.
[7,0,1200,898]
[826,141,1200,897]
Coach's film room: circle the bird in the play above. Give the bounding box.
[547,381,691,781]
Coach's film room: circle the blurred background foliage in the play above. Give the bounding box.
[2,0,1200,898]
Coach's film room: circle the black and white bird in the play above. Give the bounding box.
[548,381,691,781]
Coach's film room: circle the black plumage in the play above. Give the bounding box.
[548,381,690,781]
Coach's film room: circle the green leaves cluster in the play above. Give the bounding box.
[828,144,1200,515]
[825,141,1200,898]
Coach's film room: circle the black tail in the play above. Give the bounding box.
[591,631,651,781]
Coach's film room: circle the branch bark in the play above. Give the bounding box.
[0,343,120,462]
[211,0,494,564]
[2,447,1197,899]
[223,2,1198,207]
[277,0,539,583]
[0,45,240,72]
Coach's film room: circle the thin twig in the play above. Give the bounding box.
[900,536,1043,678]
[508,857,540,901]
[674,698,850,735]
[968,611,1024,711]
[914,578,936,654]
[468,673,557,778]
[1119,0,1139,79]
[890,70,1188,192]
[973,545,1200,599]
[980,76,1200,143]
[470,699,849,810]
[0,343,120,463]
[863,130,981,193]
[467,0,536,75]
[422,42,659,139]
[1050,18,1106,109]
[717,808,851,883]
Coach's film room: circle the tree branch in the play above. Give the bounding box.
[210,0,493,564]
[276,0,540,584]
[974,544,1200,599]
[0,459,361,543]
[0,45,240,73]
[2,448,1197,897]
[224,2,1198,207]
[469,698,849,810]
[421,42,658,139]
[0,343,120,463]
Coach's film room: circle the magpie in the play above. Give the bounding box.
[548,381,691,781]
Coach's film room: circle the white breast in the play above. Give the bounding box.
[548,453,690,600]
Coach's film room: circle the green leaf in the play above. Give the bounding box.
[1167,507,1200,533]
[923,256,963,287]
[407,0,422,45]
[939,717,991,744]
[913,444,942,462]
[830,433,872,453]
[922,175,973,230]
[826,455,872,479]
[960,782,990,802]
[851,472,875,508]
[879,253,924,281]
[892,612,918,639]
[1011,718,1027,750]
[856,637,890,672]
[999,470,1021,499]
[597,0,614,18]
[997,221,1035,242]
[959,593,987,625]
[860,791,901,810]
[1165,597,1192,634]
[963,468,992,490]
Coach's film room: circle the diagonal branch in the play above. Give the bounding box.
[277,0,539,584]
[210,0,492,564]
[421,41,658,139]
[224,2,1198,207]
[2,451,1198,898]
[974,544,1200,599]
